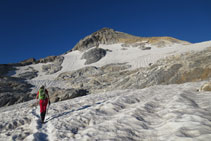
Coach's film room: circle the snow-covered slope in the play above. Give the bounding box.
[9,40,211,82]
[2,28,211,141]
[1,81,211,141]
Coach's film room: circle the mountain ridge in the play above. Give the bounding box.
[72,27,190,51]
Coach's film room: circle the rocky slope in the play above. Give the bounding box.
[55,46,211,93]
[0,76,33,107]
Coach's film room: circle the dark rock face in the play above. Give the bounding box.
[0,77,34,107]
[0,64,13,76]
[13,67,38,80]
[18,71,38,79]
[47,87,88,103]
[82,48,106,65]
[41,56,64,74]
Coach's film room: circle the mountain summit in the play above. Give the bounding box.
[73,27,131,51]
[73,27,190,51]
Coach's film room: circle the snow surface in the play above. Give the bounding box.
[2,40,211,140]
[9,40,211,82]
[0,81,211,141]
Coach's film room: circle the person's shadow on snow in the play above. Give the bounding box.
[46,101,104,122]
[47,104,92,121]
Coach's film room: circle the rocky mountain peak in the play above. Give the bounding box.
[72,27,134,51]
[93,27,116,35]
[72,27,190,51]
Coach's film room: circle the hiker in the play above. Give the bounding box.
[36,85,51,123]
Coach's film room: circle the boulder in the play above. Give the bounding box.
[132,42,145,48]
[121,44,130,47]
[81,48,106,65]
[199,82,211,91]
[141,47,151,50]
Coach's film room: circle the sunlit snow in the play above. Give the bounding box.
[0,82,211,140]
[2,40,211,141]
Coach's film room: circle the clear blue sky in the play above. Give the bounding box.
[0,0,211,64]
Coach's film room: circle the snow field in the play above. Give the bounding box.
[1,81,211,140]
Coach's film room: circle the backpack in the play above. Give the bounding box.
[39,88,46,100]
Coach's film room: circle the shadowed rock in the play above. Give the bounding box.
[0,64,13,76]
[81,48,106,65]
[41,56,64,74]
[0,76,34,107]
[48,87,89,103]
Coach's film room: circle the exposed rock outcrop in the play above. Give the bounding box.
[57,66,103,81]
[18,71,38,80]
[0,76,33,107]
[116,47,211,89]
[19,58,36,66]
[56,64,132,93]
[73,28,130,51]
[56,47,211,94]
[122,42,152,50]
[48,87,88,103]
[0,64,13,76]
[37,56,57,63]
[42,56,64,74]
[81,48,107,65]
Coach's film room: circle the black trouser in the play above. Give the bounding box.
[40,111,46,122]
